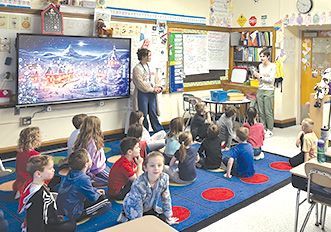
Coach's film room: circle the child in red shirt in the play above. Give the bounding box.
[13,127,42,196]
[108,137,143,200]
[243,107,265,160]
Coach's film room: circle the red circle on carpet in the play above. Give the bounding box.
[172,206,190,222]
[270,161,292,171]
[201,187,234,202]
[240,173,269,184]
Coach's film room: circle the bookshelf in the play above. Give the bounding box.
[225,27,276,93]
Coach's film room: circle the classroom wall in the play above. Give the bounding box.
[31,0,209,18]
[0,0,210,149]
[231,0,331,121]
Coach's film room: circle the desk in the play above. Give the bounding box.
[202,98,251,122]
[101,215,177,232]
[290,159,331,232]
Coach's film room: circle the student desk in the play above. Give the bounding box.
[290,159,331,232]
[101,215,177,232]
[202,98,251,122]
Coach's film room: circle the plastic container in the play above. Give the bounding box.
[210,90,228,102]
[317,139,326,163]
[250,79,259,87]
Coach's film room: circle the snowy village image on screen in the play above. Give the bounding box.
[17,35,130,105]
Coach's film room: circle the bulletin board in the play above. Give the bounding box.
[168,24,230,92]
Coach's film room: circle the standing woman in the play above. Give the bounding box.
[132,48,163,132]
[253,48,276,138]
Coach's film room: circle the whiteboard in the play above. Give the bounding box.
[183,34,209,75]
[208,31,229,70]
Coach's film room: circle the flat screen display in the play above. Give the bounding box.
[17,34,131,106]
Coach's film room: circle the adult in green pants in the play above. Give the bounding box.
[253,48,276,138]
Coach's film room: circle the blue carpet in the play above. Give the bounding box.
[0,141,291,232]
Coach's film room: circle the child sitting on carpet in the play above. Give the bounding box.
[164,131,200,184]
[243,107,265,160]
[67,113,87,156]
[164,117,184,165]
[108,137,143,200]
[74,116,109,186]
[127,123,148,159]
[197,123,222,170]
[289,118,318,167]
[223,127,255,178]
[118,151,178,225]
[19,155,76,232]
[57,148,109,221]
[217,106,237,149]
[190,102,212,142]
[13,127,42,197]
[129,111,166,151]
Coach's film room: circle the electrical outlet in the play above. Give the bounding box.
[20,116,32,126]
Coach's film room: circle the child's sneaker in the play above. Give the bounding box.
[254,152,265,160]
[265,130,273,138]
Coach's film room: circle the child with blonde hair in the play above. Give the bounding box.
[164,117,184,165]
[190,102,211,142]
[243,107,265,160]
[129,111,166,151]
[118,151,178,225]
[67,113,87,156]
[74,116,108,185]
[289,118,318,167]
[13,127,42,195]
[223,127,255,179]
[165,131,199,184]
[19,155,76,232]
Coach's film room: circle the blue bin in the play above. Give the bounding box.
[210,90,228,102]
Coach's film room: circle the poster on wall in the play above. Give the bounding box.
[208,31,229,70]
[109,21,168,86]
[183,34,209,75]
[169,33,184,93]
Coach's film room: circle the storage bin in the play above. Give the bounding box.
[210,90,228,102]
[250,79,259,87]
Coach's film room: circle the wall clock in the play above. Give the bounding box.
[296,0,313,14]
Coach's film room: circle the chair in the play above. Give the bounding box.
[182,93,200,128]
[299,163,331,232]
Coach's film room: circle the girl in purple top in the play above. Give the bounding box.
[74,116,109,185]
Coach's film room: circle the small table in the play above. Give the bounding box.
[202,97,251,122]
[101,215,177,232]
[290,159,331,232]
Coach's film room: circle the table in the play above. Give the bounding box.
[290,159,331,232]
[202,97,251,123]
[100,215,177,232]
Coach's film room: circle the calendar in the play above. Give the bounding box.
[41,4,64,35]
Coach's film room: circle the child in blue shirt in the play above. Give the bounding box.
[223,127,255,178]
[57,148,110,221]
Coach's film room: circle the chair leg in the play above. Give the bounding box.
[319,204,323,225]
[300,203,316,232]
[321,205,327,230]
[315,203,319,226]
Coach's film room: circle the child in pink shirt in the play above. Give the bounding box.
[243,107,265,160]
